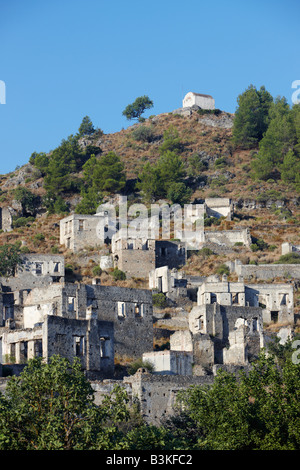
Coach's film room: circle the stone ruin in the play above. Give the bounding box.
[0,207,13,232]
[111,229,187,279]
[0,206,298,425]
[147,275,265,377]
[149,266,187,302]
[0,256,154,378]
[281,242,300,255]
[204,197,233,220]
[204,227,251,248]
[226,258,300,281]
[0,254,65,291]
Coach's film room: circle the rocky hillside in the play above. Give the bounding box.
[0,106,299,310]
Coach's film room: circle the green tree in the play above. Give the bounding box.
[275,252,300,264]
[75,186,103,215]
[232,84,273,149]
[112,268,126,281]
[136,150,190,205]
[131,125,155,143]
[82,152,126,194]
[75,152,125,213]
[29,151,50,176]
[0,355,173,450]
[156,150,185,185]
[251,97,296,180]
[291,103,300,154]
[14,187,39,216]
[215,263,230,276]
[78,115,95,136]
[250,151,275,181]
[187,154,208,175]
[122,95,153,121]
[43,135,86,195]
[136,161,164,202]
[259,98,294,161]
[152,292,168,308]
[170,353,300,450]
[166,181,193,206]
[0,242,23,278]
[159,126,183,155]
[127,358,154,375]
[0,356,100,450]
[281,149,300,183]
[42,191,69,215]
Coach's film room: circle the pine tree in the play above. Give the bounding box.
[232,84,273,149]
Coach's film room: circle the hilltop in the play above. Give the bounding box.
[1,105,299,203]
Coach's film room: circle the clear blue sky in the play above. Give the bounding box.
[0,0,299,174]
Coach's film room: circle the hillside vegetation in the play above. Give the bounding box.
[0,86,299,307]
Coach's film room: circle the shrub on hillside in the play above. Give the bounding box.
[215,264,230,276]
[250,238,269,252]
[127,358,154,375]
[131,125,155,143]
[92,266,102,277]
[198,247,214,257]
[13,216,35,228]
[275,253,300,264]
[112,268,126,281]
[152,292,168,308]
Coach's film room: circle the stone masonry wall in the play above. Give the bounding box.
[43,315,114,378]
[0,207,13,232]
[60,214,105,252]
[124,370,214,425]
[204,228,251,247]
[65,284,154,359]
[114,248,155,278]
[227,259,300,280]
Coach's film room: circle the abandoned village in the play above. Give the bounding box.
[0,92,299,427]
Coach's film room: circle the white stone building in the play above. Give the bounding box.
[182,92,215,110]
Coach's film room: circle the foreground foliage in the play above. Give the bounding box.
[169,352,300,450]
[0,351,299,450]
[0,356,168,450]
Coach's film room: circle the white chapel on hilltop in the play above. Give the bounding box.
[183,92,215,110]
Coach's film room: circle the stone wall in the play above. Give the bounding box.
[1,324,43,364]
[1,282,154,360]
[282,242,300,255]
[123,369,214,425]
[149,266,187,300]
[64,284,154,359]
[226,259,300,280]
[155,240,187,270]
[112,234,186,279]
[142,350,193,376]
[0,254,65,291]
[197,278,246,306]
[0,207,12,232]
[205,198,233,219]
[245,283,294,324]
[204,228,251,247]
[60,213,111,251]
[23,284,63,328]
[188,303,264,366]
[0,315,114,379]
[44,315,114,379]
[114,247,156,279]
